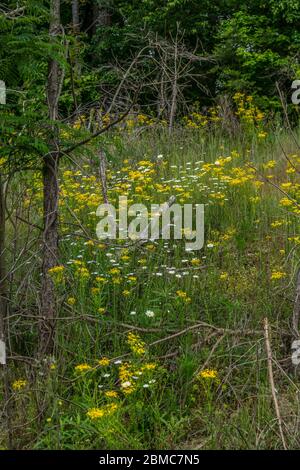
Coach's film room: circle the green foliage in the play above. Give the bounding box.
[215,6,300,103]
[5,127,300,449]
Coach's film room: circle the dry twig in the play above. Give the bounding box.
[263,317,287,450]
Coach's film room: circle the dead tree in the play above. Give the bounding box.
[149,27,213,134]
[39,0,62,356]
[93,1,112,34]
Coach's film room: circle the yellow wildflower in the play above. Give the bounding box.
[67,297,76,306]
[75,363,92,373]
[109,268,121,276]
[198,369,218,380]
[105,390,118,398]
[48,265,65,275]
[12,379,27,391]
[176,290,191,303]
[279,198,295,207]
[270,271,286,280]
[86,408,105,419]
[127,332,146,356]
[220,272,228,281]
[98,357,110,367]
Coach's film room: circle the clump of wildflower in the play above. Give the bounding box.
[48,265,65,275]
[105,390,118,398]
[270,220,284,229]
[176,290,191,303]
[146,244,155,251]
[91,287,100,295]
[127,332,146,356]
[270,271,286,281]
[198,369,218,380]
[263,160,276,169]
[75,266,90,279]
[12,379,27,391]
[119,363,135,395]
[48,265,65,283]
[121,381,132,391]
[219,272,228,281]
[75,363,92,373]
[142,362,157,371]
[279,198,295,208]
[191,258,201,266]
[109,268,121,276]
[86,408,104,420]
[249,196,260,204]
[258,131,267,139]
[67,297,76,306]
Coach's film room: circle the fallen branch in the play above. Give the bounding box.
[263,317,287,450]
[149,321,262,347]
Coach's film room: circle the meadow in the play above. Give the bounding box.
[3,97,300,450]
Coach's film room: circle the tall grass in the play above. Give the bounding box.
[2,126,300,449]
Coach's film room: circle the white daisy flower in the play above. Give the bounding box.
[145,310,155,318]
[121,381,131,388]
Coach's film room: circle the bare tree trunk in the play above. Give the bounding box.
[93,1,112,34]
[98,149,108,204]
[157,69,167,120]
[0,174,12,448]
[168,37,178,136]
[71,0,81,79]
[39,0,61,356]
[72,0,80,34]
[0,176,6,351]
[169,79,178,135]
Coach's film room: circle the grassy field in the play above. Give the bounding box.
[3,123,300,450]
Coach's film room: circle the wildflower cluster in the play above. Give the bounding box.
[12,379,27,391]
[87,403,119,420]
[127,332,146,356]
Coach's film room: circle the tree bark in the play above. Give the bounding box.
[0,174,7,382]
[39,0,61,356]
[71,0,81,79]
[168,39,178,136]
[0,174,12,448]
[72,0,80,34]
[93,1,112,34]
